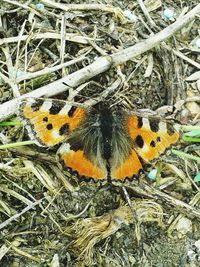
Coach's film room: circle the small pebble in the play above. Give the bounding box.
[187,250,196,261]
[163,8,174,20]
[124,10,137,22]
[194,38,200,48]
[35,3,45,11]
[194,240,200,251]
[148,168,158,180]
[176,217,192,234]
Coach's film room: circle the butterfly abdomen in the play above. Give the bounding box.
[99,109,113,160]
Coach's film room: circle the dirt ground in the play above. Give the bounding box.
[0,0,200,266]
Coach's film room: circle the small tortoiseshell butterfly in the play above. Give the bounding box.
[19,98,179,181]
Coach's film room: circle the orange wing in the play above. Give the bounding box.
[126,115,179,162]
[19,98,86,147]
[109,113,179,181]
[110,149,142,180]
[58,143,107,180]
[20,98,107,180]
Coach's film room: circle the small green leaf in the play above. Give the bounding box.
[183,135,200,142]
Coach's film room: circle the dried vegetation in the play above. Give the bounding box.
[0,0,200,266]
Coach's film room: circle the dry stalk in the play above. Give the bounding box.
[41,0,126,23]
[0,32,99,46]
[138,183,200,220]
[0,198,44,230]
[67,206,133,265]
[137,0,156,27]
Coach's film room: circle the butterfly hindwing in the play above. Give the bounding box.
[58,143,107,180]
[110,148,143,180]
[19,98,86,147]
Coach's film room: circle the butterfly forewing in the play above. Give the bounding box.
[126,114,179,162]
[19,98,86,147]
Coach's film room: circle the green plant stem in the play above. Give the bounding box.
[0,121,22,126]
[183,136,200,142]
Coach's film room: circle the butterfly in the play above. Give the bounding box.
[18,98,179,182]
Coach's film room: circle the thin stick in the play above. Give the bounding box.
[41,0,126,22]
[0,141,34,150]
[0,198,45,230]
[172,49,200,69]
[16,54,86,83]
[171,149,200,163]
[111,4,200,65]
[137,0,156,27]
[0,32,101,46]
[126,183,200,220]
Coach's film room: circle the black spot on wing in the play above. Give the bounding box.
[68,106,77,117]
[46,123,53,130]
[149,118,159,132]
[135,135,144,148]
[150,140,156,147]
[137,117,143,128]
[31,99,44,111]
[49,102,65,115]
[157,136,161,142]
[43,117,48,122]
[59,123,69,135]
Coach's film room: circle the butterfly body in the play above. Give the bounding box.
[19,98,179,182]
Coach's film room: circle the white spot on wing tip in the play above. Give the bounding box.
[59,105,71,115]
[143,118,150,129]
[40,101,52,112]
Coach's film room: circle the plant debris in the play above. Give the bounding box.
[0,0,200,266]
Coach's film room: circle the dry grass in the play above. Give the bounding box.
[0,0,200,266]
